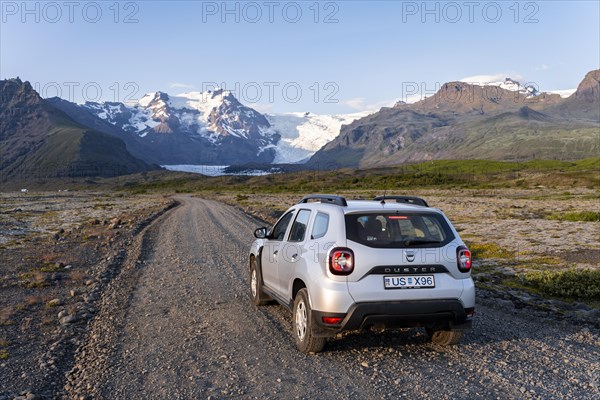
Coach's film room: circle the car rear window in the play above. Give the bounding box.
[345,212,454,248]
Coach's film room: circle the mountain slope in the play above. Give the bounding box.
[0,78,156,181]
[545,69,600,120]
[56,90,281,165]
[309,70,600,168]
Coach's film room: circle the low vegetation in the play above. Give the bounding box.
[466,242,515,259]
[522,269,600,301]
[547,211,600,222]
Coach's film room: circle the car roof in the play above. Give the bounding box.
[344,200,440,214]
[293,200,441,214]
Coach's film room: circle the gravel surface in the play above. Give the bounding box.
[64,197,599,399]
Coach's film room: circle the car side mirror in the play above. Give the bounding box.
[254,227,268,239]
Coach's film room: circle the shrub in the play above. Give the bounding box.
[523,269,600,301]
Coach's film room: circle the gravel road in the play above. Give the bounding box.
[64,197,599,399]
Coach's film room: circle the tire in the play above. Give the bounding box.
[292,289,326,353]
[250,257,270,306]
[425,328,464,345]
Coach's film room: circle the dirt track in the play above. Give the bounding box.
[64,197,599,399]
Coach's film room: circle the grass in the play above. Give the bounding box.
[547,211,600,222]
[522,269,600,301]
[468,241,600,304]
[39,264,61,273]
[6,157,599,193]
[466,241,515,259]
[0,349,8,360]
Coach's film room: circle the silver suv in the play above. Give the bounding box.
[249,195,474,353]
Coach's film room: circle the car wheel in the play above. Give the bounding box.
[250,257,270,306]
[425,328,464,345]
[292,288,326,353]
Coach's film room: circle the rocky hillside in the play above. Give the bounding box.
[51,90,280,165]
[309,70,600,168]
[0,79,156,182]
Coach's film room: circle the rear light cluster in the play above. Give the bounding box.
[457,246,472,273]
[322,317,343,325]
[329,247,354,275]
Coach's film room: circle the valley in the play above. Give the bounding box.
[0,185,598,399]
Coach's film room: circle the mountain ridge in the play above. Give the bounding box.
[309,69,600,168]
[0,78,156,182]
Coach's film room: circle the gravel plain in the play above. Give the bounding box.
[62,197,599,400]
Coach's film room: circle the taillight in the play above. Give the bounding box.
[329,248,354,275]
[457,246,472,273]
[322,317,343,325]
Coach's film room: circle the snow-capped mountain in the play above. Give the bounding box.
[74,90,280,165]
[489,78,540,97]
[51,88,366,165]
[85,89,274,142]
[266,111,373,163]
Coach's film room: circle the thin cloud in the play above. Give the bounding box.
[169,82,194,89]
[345,97,395,111]
[345,97,366,110]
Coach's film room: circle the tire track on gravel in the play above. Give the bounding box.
[65,196,599,400]
[70,196,374,399]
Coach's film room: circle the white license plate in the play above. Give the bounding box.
[384,275,435,289]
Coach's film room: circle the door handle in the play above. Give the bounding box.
[291,253,298,261]
[273,250,278,256]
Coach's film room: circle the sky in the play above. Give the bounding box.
[1,0,599,114]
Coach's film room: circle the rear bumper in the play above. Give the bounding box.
[312,299,473,336]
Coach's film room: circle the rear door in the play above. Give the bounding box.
[277,209,311,295]
[261,211,295,295]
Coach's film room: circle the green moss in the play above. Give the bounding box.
[466,241,514,259]
[0,349,8,359]
[39,265,61,273]
[521,269,600,301]
[547,211,600,222]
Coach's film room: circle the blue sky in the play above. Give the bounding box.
[1,0,599,113]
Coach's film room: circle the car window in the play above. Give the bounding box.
[346,212,454,248]
[289,209,311,242]
[271,211,294,241]
[311,212,329,239]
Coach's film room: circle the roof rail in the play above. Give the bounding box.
[374,196,429,207]
[299,194,348,207]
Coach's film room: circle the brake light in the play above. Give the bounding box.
[389,216,409,220]
[322,317,343,325]
[457,246,472,272]
[329,248,354,275]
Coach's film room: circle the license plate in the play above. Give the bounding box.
[384,275,435,289]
